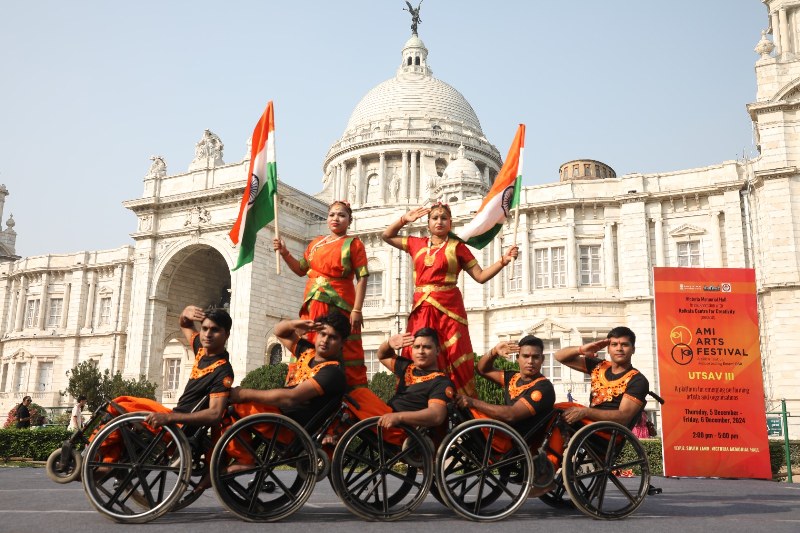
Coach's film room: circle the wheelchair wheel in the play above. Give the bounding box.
[562,421,650,519]
[210,413,317,522]
[435,419,532,522]
[46,447,82,484]
[330,417,433,521]
[81,412,191,523]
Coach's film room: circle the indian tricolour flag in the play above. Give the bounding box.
[456,124,525,249]
[230,101,278,270]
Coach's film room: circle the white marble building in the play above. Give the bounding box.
[0,2,798,437]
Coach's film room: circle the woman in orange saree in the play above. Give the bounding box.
[274,201,369,389]
[382,202,518,396]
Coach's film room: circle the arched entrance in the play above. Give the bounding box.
[152,244,231,406]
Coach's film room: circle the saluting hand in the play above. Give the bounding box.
[402,206,431,224]
[389,332,414,351]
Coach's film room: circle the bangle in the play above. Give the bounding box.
[399,216,406,225]
[352,309,362,313]
[578,346,585,355]
[489,348,497,357]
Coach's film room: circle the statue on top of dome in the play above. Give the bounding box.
[404,1,423,35]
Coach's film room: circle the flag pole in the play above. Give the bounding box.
[274,189,281,275]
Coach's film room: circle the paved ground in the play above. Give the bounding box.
[0,467,798,533]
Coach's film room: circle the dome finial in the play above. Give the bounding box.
[403,1,423,36]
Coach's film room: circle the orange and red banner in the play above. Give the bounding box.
[654,267,771,479]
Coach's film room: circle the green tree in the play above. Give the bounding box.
[240,363,288,390]
[474,355,518,405]
[62,361,157,411]
[368,371,396,404]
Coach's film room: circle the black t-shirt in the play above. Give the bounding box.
[585,358,649,411]
[281,339,346,426]
[388,358,454,413]
[501,371,555,437]
[16,404,30,429]
[174,333,235,413]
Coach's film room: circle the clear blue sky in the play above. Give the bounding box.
[0,1,767,258]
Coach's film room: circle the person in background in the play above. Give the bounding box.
[15,396,32,429]
[68,395,87,431]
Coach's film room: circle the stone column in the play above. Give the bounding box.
[604,222,617,289]
[6,278,18,332]
[483,165,490,185]
[780,9,790,56]
[84,271,96,329]
[566,222,577,289]
[37,272,49,330]
[14,278,27,331]
[410,150,418,202]
[710,211,723,267]
[521,213,531,294]
[772,10,781,56]
[378,152,386,202]
[61,283,71,329]
[618,199,650,298]
[355,156,363,206]
[654,217,665,267]
[401,151,409,202]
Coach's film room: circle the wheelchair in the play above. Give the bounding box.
[435,402,653,521]
[77,397,217,523]
[329,415,436,521]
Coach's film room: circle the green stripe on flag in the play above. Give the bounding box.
[232,161,277,270]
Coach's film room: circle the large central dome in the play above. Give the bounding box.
[320,32,501,210]
[342,36,484,136]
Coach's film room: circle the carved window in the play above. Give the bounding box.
[164,359,181,391]
[269,344,283,365]
[584,164,591,176]
[365,272,383,309]
[505,258,523,293]
[535,247,566,288]
[572,165,579,177]
[541,339,562,381]
[25,300,40,329]
[365,349,381,380]
[407,57,412,66]
[0,363,7,392]
[99,297,112,326]
[15,362,28,392]
[579,245,602,286]
[415,56,420,66]
[36,362,53,392]
[47,298,63,328]
[677,241,701,267]
[365,174,380,204]
[595,164,602,178]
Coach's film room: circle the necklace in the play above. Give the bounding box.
[309,234,346,261]
[423,237,447,267]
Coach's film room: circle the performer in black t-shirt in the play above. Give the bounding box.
[143,305,234,429]
[456,335,555,438]
[555,326,649,426]
[375,328,455,429]
[230,312,348,423]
